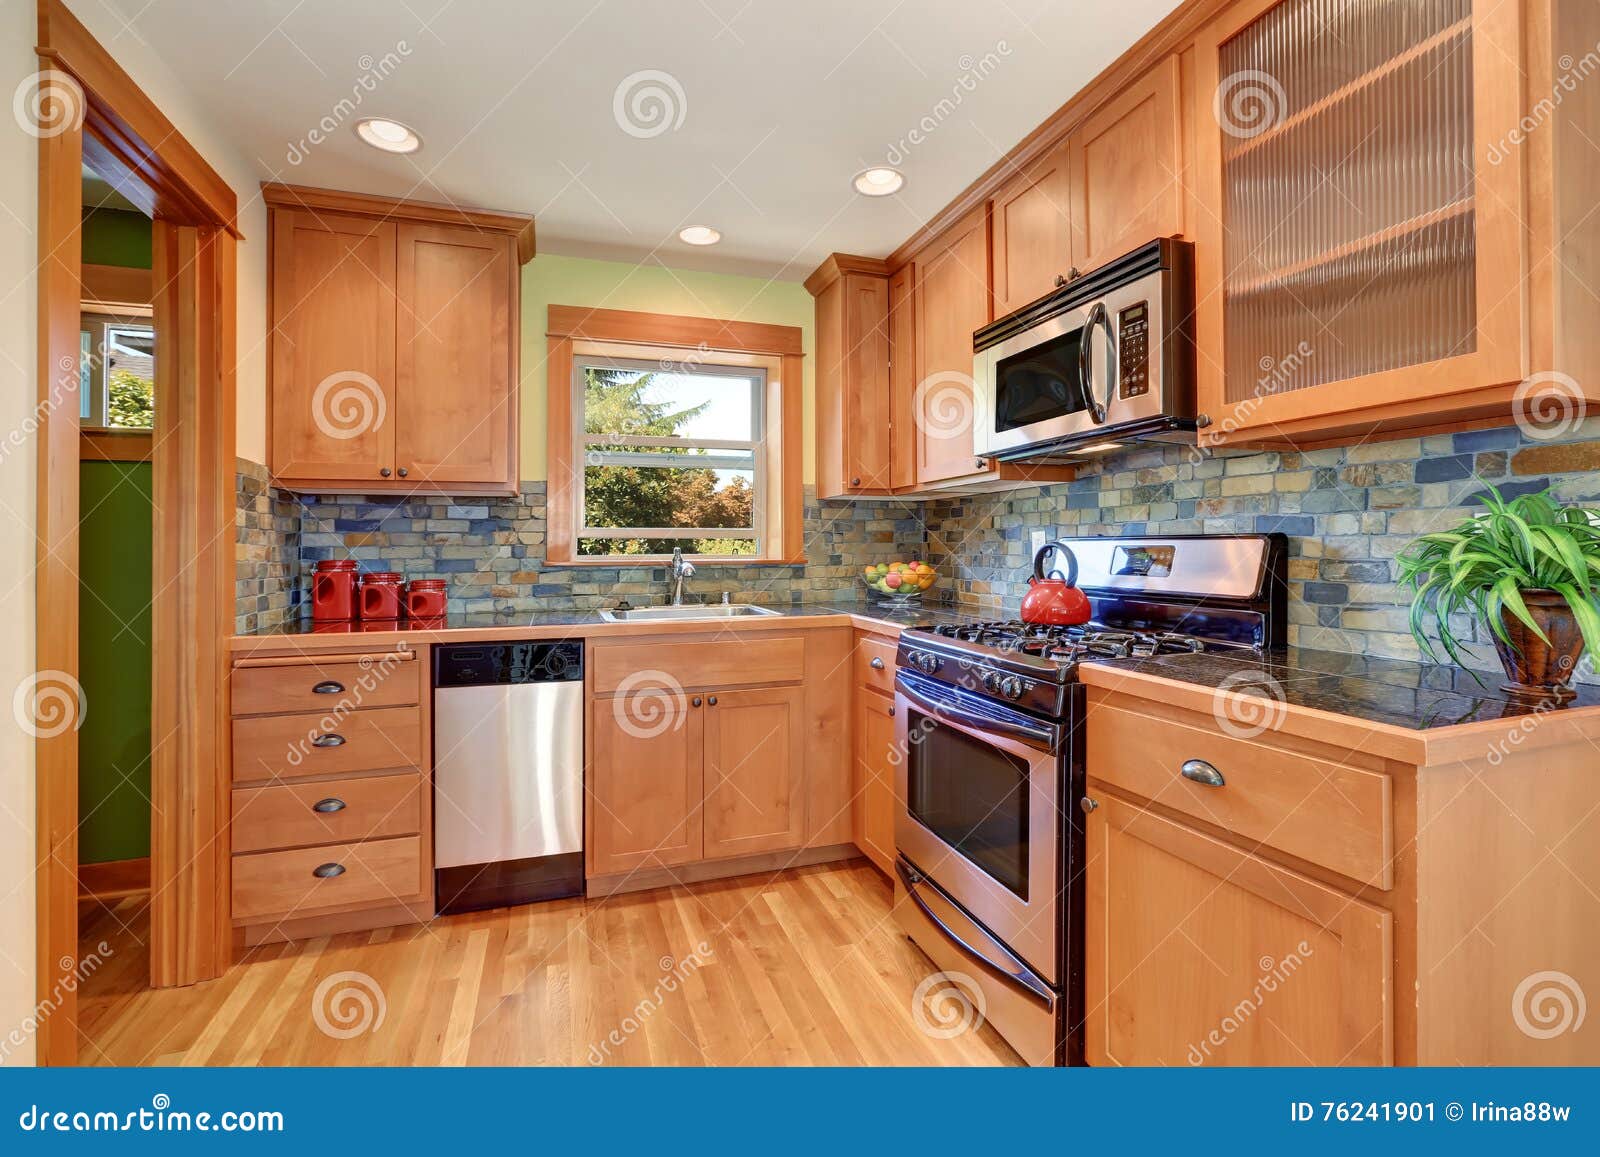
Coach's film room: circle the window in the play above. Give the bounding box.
[578,357,763,557]
[546,307,804,565]
[79,313,154,429]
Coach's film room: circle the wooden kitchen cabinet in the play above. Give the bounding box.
[264,183,532,494]
[703,686,806,858]
[990,137,1075,316]
[852,685,897,878]
[808,255,895,497]
[587,688,705,875]
[912,205,991,487]
[1085,794,1393,1066]
[1068,55,1185,275]
[887,265,918,491]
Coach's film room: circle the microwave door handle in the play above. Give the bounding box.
[1078,301,1115,425]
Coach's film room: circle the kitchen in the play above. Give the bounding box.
[6,0,1600,1075]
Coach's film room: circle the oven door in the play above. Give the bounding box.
[973,265,1169,458]
[894,669,1062,983]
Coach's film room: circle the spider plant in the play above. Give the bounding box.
[1396,484,1600,682]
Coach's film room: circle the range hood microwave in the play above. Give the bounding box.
[972,237,1198,464]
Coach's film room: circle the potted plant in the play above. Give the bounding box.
[1397,485,1600,697]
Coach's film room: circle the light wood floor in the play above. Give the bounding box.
[76,859,1020,1066]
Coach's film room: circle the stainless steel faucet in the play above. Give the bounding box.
[670,547,696,605]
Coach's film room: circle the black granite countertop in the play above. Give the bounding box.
[1087,646,1600,730]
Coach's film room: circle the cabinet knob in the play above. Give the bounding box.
[379,467,392,478]
[1180,759,1225,787]
[398,467,409,478]
[1080,796,1099,814]
[692,696,703,707]
[869,656,885,669]
[888,705,896,717]
[312,798,347,814]
[707,695,718,706]
[1054,273,1068,287]
[975,458,988,471]
[312,863,346,879]
[312,680,344,695]
[851,477,861,487]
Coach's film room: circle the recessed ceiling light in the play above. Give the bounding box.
[853,167,905,197]
[355,118,421,154]
[678,225,721,246]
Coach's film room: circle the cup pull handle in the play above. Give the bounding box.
[312,798,346,814]
[1180,759,1225,787]
[312,681,344,695]
[312,863,346,879]
[869,657,885,669]
[311,733,346,748]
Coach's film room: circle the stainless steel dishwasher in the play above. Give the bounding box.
[432,641,584,914]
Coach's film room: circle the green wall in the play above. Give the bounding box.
[81,207,154,268]
[77,461,153,863]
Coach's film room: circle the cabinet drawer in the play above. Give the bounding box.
[232,772,422,854]
[591,635,804,694]
[232,655,419,716]
[855,634,897,695]
[232,706,423,784]
[232,836,422,922]
[1087,703,1392,888]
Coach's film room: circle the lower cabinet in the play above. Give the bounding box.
[852,687,897,877]
[703,686,806,858]
[587,690,705,875]
[1084,795,1392,1066]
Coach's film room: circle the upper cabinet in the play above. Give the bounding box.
[990,137,1075,316]
[808,255,895,498]
[1069,56,1186,275]
[912,205,993,487]
[264,184,533,495]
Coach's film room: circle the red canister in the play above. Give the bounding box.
[358,571,404,620]
[405,579,447,619]
[311,559,359,622]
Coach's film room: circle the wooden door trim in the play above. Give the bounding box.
[33,0,237,1065]
[546,305,804,357]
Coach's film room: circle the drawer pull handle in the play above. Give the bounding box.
[312,798,346,814]
[869,656,885,670]
[312,680,344,695]
[312,863,346,879]
[311,733,347,748]
[1180,759,1225,787]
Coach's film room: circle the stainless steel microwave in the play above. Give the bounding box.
[972,237,1197,463]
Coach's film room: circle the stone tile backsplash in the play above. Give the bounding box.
[236,419,1600,684]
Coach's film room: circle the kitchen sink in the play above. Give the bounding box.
[596,604,782,623]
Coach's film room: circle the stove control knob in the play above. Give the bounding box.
[914,652,941,674]
[1001,677,1024,700]
[981,671,1000,693]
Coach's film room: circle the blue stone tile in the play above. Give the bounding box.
[1302,581,1349,605]
[432,559,479,573]
[1466,477,1551,505]
[1452,427,1522,453]
[334,518,381,532]
[1255,514,1315,536]
[1414,454,1473,483]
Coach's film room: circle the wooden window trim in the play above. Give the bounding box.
[546,308,805,566]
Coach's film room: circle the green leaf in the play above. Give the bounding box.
[1495,578,1549,646]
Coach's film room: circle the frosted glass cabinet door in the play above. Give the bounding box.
[1192,0,1527,444]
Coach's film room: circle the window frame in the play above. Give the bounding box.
[546,307,805,566]
[78,310,155,430]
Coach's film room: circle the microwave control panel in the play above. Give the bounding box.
[1117,301,1151,398]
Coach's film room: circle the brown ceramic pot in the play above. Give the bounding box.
[1493,589,1586,698]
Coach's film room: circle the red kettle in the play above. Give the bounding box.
[1020,541,1092,626]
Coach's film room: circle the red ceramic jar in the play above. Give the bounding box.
[358,571,404,621]
[311,559,359,622]
[405,579,448,619]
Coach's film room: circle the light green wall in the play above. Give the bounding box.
[519,254,814,481]
[81,207,153,268]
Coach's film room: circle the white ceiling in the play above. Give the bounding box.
[98,0,1184,279]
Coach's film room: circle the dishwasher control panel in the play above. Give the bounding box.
[433,640,583,687]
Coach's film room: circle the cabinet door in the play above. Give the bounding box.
[844,273,893,491]
[887,265,917,491]
[913,207,991,486]
[395,224,515,487]
[1085,793,1392,1066]
[587,693,704,875]
[270,210,396,483]
[1193,0,1526,444]
[852,688,897,877]
[1068,56,1184,274]
[991,137,1075,315]
[702,686,806,859]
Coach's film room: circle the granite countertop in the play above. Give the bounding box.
[1087,646,1600,731]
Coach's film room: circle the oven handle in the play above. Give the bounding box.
[897,860,1054,1007]
[895,669,1057,751]
[1078,300,1116,425]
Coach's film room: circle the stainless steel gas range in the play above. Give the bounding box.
[891,533,1288,1066]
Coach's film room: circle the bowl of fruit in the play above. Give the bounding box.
[861,560,938,604]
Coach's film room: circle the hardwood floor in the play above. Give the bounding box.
[75,860,1020,1066]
